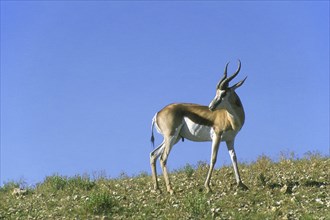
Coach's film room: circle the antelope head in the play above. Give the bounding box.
[209,60,247,111]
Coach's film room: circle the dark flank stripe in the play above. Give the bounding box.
[182,106,214,127]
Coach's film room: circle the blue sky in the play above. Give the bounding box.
[1,1,329,185]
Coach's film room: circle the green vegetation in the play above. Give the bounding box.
[1,153,329,219]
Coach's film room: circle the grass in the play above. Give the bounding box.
[1,153,329,219]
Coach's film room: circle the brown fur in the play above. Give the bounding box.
[150,65,247,194]
[156,103,234,136]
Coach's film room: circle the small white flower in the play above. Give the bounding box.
[315,198,324,205]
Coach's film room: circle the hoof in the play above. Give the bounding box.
[168,189,174,195]
[238,182,249,191]
[151,188,162,194]
[206,189,213,194]
[205,185,213,194]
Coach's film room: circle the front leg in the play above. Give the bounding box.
[204,133,221,193]
[226,140,248,190]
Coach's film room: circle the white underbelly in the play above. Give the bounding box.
[180,117,238,142]
[180,117,213,142]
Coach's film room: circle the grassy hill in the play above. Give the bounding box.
[1,153,329,219]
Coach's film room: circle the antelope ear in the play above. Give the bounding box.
[231,76,247,90]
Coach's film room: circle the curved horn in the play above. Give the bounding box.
[226,59,241,83]
[217,62,229,89]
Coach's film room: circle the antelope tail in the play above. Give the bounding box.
[150,114,157,148]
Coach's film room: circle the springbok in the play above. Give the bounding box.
[150,60,248,194]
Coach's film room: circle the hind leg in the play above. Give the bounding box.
[150,141,165,192]
[160,130,181,195]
